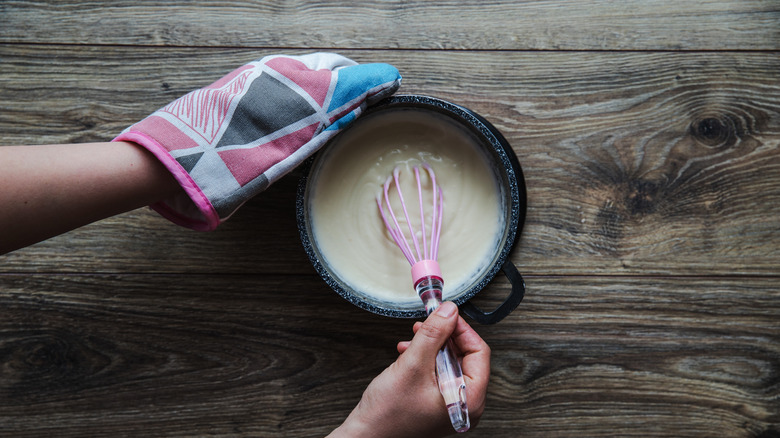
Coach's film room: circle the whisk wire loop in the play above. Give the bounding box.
[394,168,424,263]
[424,163,444,261]
[415,166,428,261]
[378,178,415,265]
[376,164,443,268]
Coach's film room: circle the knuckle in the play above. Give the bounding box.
[418,320,445,342]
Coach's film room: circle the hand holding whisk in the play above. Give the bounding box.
[376,163,470,433]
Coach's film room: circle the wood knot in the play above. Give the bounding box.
[626,180,659,215]
[65,108,98,132]
[13,336,74,376]
[690,114,742,148]
[3,331,109,398]
[696,117,726,140]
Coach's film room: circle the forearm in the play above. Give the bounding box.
[0,141,180,255]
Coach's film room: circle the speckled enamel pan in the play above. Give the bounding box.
[296,95,527,324]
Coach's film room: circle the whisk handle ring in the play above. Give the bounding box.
[411,259,443,286]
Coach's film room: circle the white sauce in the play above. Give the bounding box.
[308,109,503,308]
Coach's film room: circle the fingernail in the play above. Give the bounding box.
[437,301,457,318]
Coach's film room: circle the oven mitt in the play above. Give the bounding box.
[115,52,401,231]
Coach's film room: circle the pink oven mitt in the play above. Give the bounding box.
[115,52,401,230]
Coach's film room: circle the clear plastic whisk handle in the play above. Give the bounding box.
[436,337,470,432]
[417,277,470,433]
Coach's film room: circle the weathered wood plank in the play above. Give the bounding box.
[0,0,778,50]
[0,274,777,437]
[2,2,775,438]
[1,46,778,276]
[466,275,780,437]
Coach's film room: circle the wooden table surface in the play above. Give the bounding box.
[1,1,779,437]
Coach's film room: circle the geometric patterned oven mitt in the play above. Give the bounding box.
[114,52,401,231]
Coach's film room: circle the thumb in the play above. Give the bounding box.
[321,61,401,133]
[332,61,402,105]
[258,53,401,118]
[403,302,459,363]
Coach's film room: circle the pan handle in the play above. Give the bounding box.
[461,260,525,325]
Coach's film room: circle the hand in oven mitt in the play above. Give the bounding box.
[115,52,401,231]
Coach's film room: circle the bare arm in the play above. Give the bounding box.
[0,141,181,255]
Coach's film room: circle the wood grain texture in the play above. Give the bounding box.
[1,46,778,276]
[1,1,778,436]
[0,0,778,50]
[0,275,777,437]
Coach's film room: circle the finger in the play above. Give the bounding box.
[397,320,440,354]
[401,301,459,365]
[398,321,429,354]
[450,316,491,403]
[451,315,489,356]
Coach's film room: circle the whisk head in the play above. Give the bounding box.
[376,163,444,286]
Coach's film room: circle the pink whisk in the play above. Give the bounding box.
[376,164,470,433]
